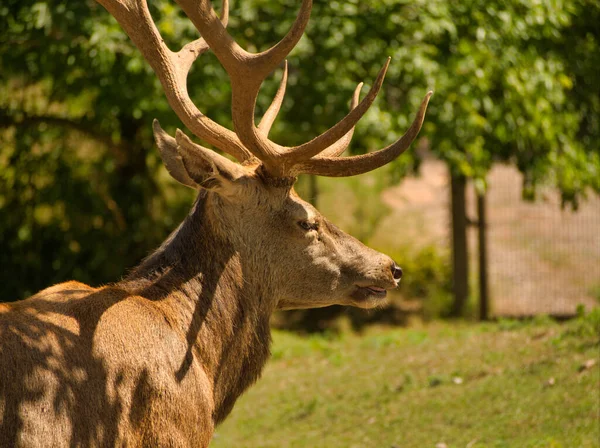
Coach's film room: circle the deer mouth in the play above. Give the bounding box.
[352,285,388,300]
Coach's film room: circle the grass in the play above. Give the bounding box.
[211,312,600,448]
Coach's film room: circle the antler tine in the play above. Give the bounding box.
[235,55,390,176]
[279,58,390,165]
[257,61,288,137]
[95,0,253,162]
[294,91,432,177]
[177,0,229,73]
[250,0,312,77]
[174,0,313,171]
[177,0,311,79]
[315,82,363,159]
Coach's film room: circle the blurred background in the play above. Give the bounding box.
[1,0,599,446]
[1,0,598,322]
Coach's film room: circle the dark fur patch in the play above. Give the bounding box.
[256,164,297,188]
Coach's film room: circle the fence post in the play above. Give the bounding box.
[477,190,489,320]
[450,173,469,316]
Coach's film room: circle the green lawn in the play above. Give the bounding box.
[211,312,600,448]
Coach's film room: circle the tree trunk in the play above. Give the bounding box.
[477,189,490,321]
[450,174,469,317]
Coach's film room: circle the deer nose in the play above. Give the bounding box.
[391,263,403,280]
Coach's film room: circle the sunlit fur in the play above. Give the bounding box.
[0,162,399,447]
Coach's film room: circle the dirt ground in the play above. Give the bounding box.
[378,159,600,317]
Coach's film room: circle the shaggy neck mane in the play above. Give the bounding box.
[119,191,274,424]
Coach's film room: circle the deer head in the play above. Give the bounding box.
[96,0,431,310]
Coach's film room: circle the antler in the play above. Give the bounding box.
[295,92,432,176]
[96,0,432,178]
[95,0,253,161]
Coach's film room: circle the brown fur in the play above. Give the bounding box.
[1,163,399,446]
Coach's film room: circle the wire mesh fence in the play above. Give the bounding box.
[382,159,600,317]
[481,164,600,317]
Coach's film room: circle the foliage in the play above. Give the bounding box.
[0,0,196,299]
[394,245,453,318]
[346,175,391,244]
[1,0,599,300]
[241,0,600,203]
[426,0,600,205]
[558,307,600,341]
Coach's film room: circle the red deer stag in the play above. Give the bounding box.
[0,0,431,446]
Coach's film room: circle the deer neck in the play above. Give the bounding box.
[122,191,276,424]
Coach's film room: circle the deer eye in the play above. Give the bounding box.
[298,220,318,231]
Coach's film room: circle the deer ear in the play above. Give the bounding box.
[153,120,246,192]
[174,129,247,192]
[153,120,198,189]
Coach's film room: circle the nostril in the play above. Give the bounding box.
[391,263,403,280]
